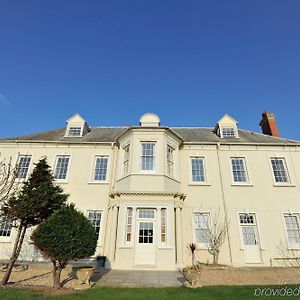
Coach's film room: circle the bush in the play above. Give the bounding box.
[31,204,98,289]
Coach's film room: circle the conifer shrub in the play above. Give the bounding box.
[31,204,98,289]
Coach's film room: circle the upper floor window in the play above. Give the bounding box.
[221,127,236,138]
[54,155,70,180]
[87,210,102,236]
[191,157,206,183]
[141,143,155,171]
[193,213,209,245]
[0,217,12,237]
[68,127,82,137]
[284,214,300,246]
[231,157,249,183]
[123,145,130,176]
[93,156,108,181]
[17,155,32,179]
[167,145,174,176]
[270,157,290,183]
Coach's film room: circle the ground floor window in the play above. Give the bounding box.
[193,212,210,245]
[284,213,300,246]
[0,218,12,237]
[87,210,102,236]
[125,207,133,242]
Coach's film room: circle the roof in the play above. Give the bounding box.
[0,126,298,145]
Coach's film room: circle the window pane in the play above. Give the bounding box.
[138,222,153,244]
[123,146,130,175]
[87,210,102,236]
[54,156,70,180]
[193,213,210,244]
[17,155,32,179]
[191,158,205,182]
[94,157,108,181]
[141,143,155,170]
[68,127,81,136]
[125,208,133,242]
[167,146,174,176]
[284,215,300,244]
[222,127,235,137]
[161,208,167,243]
[139,209,155,219]
[271,158,289,183]
[0,218,12,237]
[231,158,248,182]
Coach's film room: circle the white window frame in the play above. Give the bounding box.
[0,217,13,240]
[91,155,109,183]
[219,126,238,138]
[16,155,32,180]
[140,142,156,172]
[67,126,83,137]
[270,157,291,185]
[192,211,210,248]
[282,212,300,250]
[166,145,175,178]
[53,155,71,182]
[189,157,208,185]
[86,210,104,244]
[123,145,130,176]
[237,212,263,250]
[230,157,250,184]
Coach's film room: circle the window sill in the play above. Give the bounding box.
[287,246,300,250]
[231,183,254,187]
[0,238,12,243]
[118,246,133,249]
[55,180,69,184]
[158,247,173,250]
[273,184,295,187]
[189,183,211,186]
[87,181,109,185]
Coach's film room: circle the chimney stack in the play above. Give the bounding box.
[259,111,279,137]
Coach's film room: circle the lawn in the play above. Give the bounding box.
[1,285,300,300]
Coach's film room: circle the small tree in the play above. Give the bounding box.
[0,155,19,204]
[1,158,68,286]
[31,204,98,289]
[205,211,229,265]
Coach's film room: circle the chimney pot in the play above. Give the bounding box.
[259,111,279,137]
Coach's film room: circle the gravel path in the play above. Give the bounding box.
[1,263,300,289]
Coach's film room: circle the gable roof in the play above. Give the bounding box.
[0,126,298,145]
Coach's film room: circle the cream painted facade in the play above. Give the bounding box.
[1,113,300,270]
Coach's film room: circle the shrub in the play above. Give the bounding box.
[31,204,98,289]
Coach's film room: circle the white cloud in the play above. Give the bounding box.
[0,94,10,105]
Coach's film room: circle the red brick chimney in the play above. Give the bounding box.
[259,111,279,137]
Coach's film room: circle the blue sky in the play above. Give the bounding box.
[1,0,300,139]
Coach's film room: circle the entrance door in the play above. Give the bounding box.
[135,209,156,266]
[239,213,262,264]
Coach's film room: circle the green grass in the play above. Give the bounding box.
[1,285,300,300]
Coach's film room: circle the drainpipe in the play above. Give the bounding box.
[216,143,233,266]
[103,142,119,260]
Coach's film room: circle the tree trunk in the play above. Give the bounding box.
[1,225,27,286]
[53,267,63,289]
[52,261,63,289]
[213,251,219,265]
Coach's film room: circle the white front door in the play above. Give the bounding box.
[239,213,262,264]
[134,209,156,266]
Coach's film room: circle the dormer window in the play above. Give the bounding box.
[221,127,235,138]
[65,113,90,138]
[68,127,82,137]
[215,114,239,139]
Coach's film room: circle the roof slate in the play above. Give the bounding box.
[0,127,298,145]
